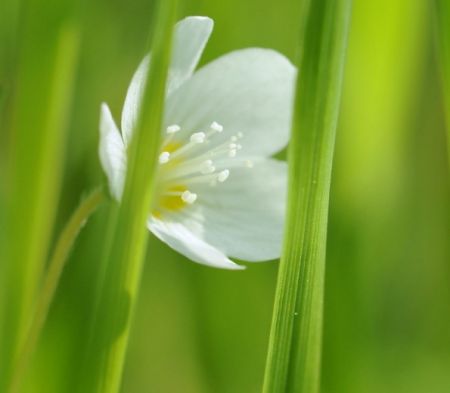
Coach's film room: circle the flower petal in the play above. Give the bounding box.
[121,16,213,145]
[120,55,149,146]
[164,48,296,157]
[180,159,287,261]
[148,218,244,270]
[99,103,127,201]
[167,16,213,94]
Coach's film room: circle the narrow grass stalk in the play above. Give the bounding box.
[1,21,80,390]
[262,1,351,392]
[82,1,178,392]
[435,0,450,166]
[8,188,105,393]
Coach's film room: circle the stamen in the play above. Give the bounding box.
[168,132,207,160]
[159,151,170,164]
[156,121,248,209]
[175,138,239,166]
[166,124,180,134]
[210,121,223,133]
[217,169,230,183]
[181,190,197,204]
[190,132,206,143]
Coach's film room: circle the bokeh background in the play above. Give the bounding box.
[1,0,449,392]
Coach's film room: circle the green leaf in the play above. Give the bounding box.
[80,1,178,392]
[262,1,351,392]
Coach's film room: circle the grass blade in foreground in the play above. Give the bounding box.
[263,0,351,392]
[435,0,450,165]
[82,1,178,392]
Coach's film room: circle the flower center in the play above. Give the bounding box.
[152,121,251,217]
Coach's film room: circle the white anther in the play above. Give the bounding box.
[237,144,242,150]
[230,136,238,142]
[217,169,230,183]
[201,160,215,174]
[229,143,237,149]
[159,151,170,164]
[181,190,197,204]
[245,160,254,168]
[190,132,206,143]
[166,124,180,134]
[237,132,244,138]
[229,149,237,158]
[210,121,223,133]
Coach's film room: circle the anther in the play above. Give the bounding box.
[245,160,254,168]
[181,190,197,204]
[159,151,170,164]
[166,124,181,134]
[210,121,223,133]
[217,169,230,183]
[237,132,244,139]
[190,132,206,143]
[228,149,237,158]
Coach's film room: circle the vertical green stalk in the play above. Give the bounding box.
[435,0,450,165]
[263,1,351,392]
[1,14,80,390]
[83,1,178,392]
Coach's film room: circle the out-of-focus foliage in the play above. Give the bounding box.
[0,0,448,392]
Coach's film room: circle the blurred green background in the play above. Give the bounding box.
[1,0,449,392]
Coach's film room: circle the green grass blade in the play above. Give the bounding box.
[435,0,450,166]
[262,1,351,392]
[82,1,178,392]
[1,18,80,390]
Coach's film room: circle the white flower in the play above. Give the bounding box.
[99,16,296,270]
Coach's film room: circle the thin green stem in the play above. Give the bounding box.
[8,188,106,393]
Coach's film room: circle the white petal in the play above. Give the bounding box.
[99,103,127,201]
[121,16,213,146]
[121,55,150,146]
[164,48,296,157]
[167,16,213,94]
[148,218,244,270]
[182,159,287,261]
